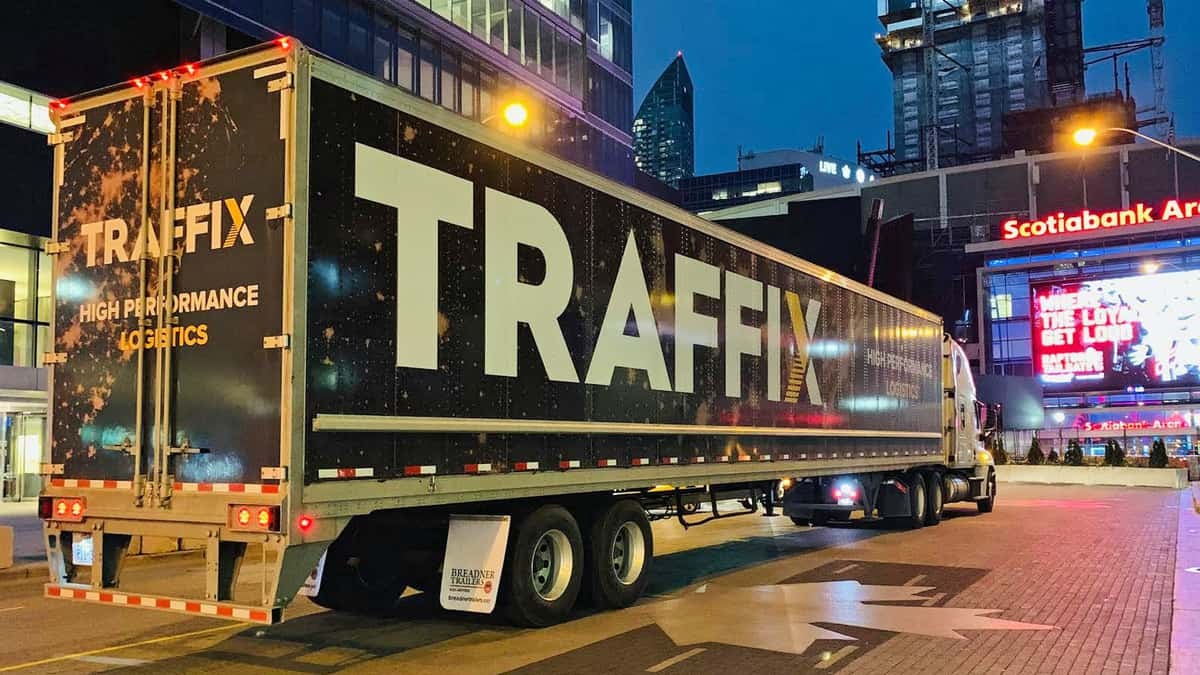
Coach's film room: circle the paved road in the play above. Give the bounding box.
[0,484,1181,673]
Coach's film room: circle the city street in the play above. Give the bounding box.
[0,483,1184,674]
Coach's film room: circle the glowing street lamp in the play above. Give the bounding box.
[482,102,529,129]
[1073,126,1200,164]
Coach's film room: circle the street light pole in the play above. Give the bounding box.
[1075,126,1200,164]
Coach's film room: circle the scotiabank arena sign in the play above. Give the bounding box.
[1032,269,1200,390]
[1002,198,1200,241]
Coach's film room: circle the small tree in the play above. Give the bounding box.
[1065,439,1084,466]
[1149,438,1169,469]
[1105,439,1126,467]
[1047,448,1060,464]
[1026,437,1045,465]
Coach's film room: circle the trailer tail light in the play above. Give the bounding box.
[227,505,280,532]
[297,515,315,534]
[40,496,85,522]
[277,36,292,50]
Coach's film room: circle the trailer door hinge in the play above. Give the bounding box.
[265,203,292,220]
[263,334,291,350]
[45,241,69,255]
[47,131,74,145]
[267,73,294,93]
[40,463,64,476]
[42,352,67,365]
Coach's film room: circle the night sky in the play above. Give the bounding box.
[633,1,1199,175]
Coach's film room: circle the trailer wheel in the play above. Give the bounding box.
[790,517,810,527]
[504,505,584,627]
[924,471,944,526]
[902,475,927,529]
[977,471,997,513]
[811,511,830,526]
[586,500,653,610]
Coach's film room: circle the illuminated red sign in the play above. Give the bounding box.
[1002,198,1200,241]
[1031,269,1200,391]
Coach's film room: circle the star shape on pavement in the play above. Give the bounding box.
[649,580,1055,655]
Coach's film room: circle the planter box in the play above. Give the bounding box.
[996,464,1188,489]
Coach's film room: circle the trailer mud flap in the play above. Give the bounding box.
[439,515,510,614]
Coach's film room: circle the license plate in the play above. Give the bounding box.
[72,534,94,567]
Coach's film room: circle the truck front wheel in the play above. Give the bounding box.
[504,505,585,627]
[586,500,653,609]
[977,472,997,513]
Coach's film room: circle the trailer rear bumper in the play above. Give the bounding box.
[45,583,277,624]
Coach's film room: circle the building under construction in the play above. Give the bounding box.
[868,0,1167,176]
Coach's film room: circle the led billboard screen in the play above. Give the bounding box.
[1031,269,1200,391]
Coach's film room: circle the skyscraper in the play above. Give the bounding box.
[875,0,1083,170]
[633,53,694,186]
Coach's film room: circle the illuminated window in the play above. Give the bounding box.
[990,293,1013,320]
[712,188,729,200]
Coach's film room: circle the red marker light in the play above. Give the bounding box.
[183,63,197,75]
[257,508,272,528]
[56,501,67,516]
[132,77,147,89]
[158,70,170,81]
[277,36,292,50]
[297,515,314,533]
[51,100,67,110]
[237,507,252,526]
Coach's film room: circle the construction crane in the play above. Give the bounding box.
[1082,0,1168,134]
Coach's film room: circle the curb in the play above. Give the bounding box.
[0,548,204,587]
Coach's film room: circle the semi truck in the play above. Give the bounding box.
[38,40,996,627]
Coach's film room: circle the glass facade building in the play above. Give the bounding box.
[179,0,635,183]
[633,54,693,187]
[876,0,1078,168]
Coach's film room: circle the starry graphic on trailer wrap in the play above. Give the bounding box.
[51,63,288,484]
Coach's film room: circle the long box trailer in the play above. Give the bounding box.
[40,40,996,625]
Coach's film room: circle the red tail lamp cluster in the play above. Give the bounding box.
[39,496,85,522]
[228,505,281,532]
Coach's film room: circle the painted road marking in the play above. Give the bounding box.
[0,623,247,672]
[902,573,927,586]
[74,655,151,666]
[920,592,947,606]
[0,607,23,613]
[646,648,706,672]
[832,563,859,575]
[814,645,859,669]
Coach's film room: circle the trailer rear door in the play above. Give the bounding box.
[49,49,292,504]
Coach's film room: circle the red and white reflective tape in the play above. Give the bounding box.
[816,453,825,459]
[403,465,437,477]
[464,463,492,474]
[49,478,133,490]
[316,467,374,480]
[661,457,679,465]
[759,455,772,462]
[513,461,539,471]
[173,482,280,494]
[46,584,271,623]
[800,454,809,460]
[716,456,730,463]
[597,458,618,468]
[559,459,581,470]
[778,454,791,460]
[692,457,706,464]
[737,455,753,462]
[630,458,651,466]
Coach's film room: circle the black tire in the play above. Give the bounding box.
[903,474,927,529]
[924,471,944,526]
[811,511,830,526]
[504,505,585,627]
[312,519,408,613]
[977,472,997,513]
[790,516,811,527]
[586,500,653,610]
